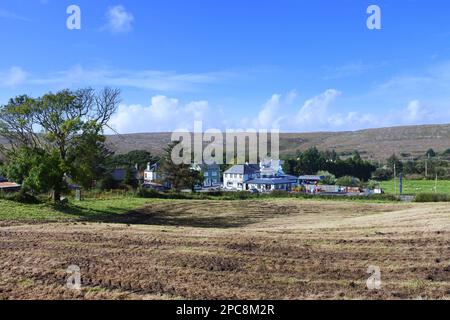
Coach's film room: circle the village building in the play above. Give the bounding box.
[224,160,298,192]
[298,175,325,185]
[143,163,171,189]
[298,175,325,194]
[111,167,140,183]
[223,164,260,191]
[0,182,21,192]
[192,163,221,188]
[0,176,21,192]
[144,163,162,183]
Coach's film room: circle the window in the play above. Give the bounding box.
[204,172,209,177]
[212,172,217,177]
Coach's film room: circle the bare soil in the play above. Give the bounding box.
[0,200,449,300]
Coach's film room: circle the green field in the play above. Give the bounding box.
[380,179,450,195]
[0,197,156,222]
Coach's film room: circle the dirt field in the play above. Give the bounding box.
[0,199,449,300]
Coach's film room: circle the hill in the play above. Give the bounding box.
[2,124,450,161]
[104,124,450,161]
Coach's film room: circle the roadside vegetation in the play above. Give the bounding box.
[414,193,450,202]
[0,188,403,224]
[380,179,450,195]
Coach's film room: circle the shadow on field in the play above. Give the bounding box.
[86,210,253,228]
[57,202,288,229]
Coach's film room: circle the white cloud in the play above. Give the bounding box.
[26,65,228,92]
[105,5,134,34]
[252,94,284,129]
[405,100,426,122]
[323,61,372,80]
[0,8,29,21]
[244,89,448,133]
[285,89,298,104]
[294,89,342,129]
[109,95,212,133]
[0,66,27,87]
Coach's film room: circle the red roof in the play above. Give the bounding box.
[0,182,21,189]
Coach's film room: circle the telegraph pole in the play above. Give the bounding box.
[435,173,438,193]
[394,164,397,195]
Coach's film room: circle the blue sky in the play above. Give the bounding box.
[1,0,450,133]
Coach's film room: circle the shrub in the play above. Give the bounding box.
[0,190,40,204]
[97,173,117,191]
[223,191,255,200]
[317,171,336,185]
[136,186,167,199]
[269,190,290,198]
[365,180,380,190]
[336,176,360,187]
[372,168,393,181]
[415,193,450,202]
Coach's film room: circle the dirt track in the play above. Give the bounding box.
[0,200,449,300]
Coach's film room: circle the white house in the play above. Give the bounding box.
[223,164,260,191]
[224,160,298,192]
[144,163,162,183]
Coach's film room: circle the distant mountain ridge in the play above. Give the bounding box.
[1,124,450,161]
[103,124,450,161]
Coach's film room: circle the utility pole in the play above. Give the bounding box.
[394,164,397,195]
[435,173,438,193]
[425,160,428,179]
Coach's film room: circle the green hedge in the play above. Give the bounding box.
[414,193,450,202]
[135,189,399,202]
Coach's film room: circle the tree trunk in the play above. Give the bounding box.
[52,177,64,203]
[52,189,61,203]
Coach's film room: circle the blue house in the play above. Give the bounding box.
[192,163,221,188]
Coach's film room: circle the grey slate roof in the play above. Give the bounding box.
[0,176,7,183]
[247,178,294,185]
[224,164,259,175]
[298,175,324,181]
[199,163,220,171]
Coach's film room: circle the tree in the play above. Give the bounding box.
[67,125,113,189]
[372,167,393,181]
[282,158,299,175]
[325,153,375,181]
[107,150,158,171]
[426,148,436,158]
[297,147,326,175]
[160,142,203,192]
[317,170,336,185]
[387,154,403,174]
[97,173,117,191]
[336,176,360,187]
[0,88,120,202]
[123,166,138,188]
